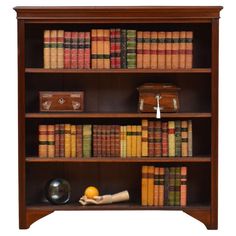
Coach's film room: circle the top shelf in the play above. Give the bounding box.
[25,68,211,74]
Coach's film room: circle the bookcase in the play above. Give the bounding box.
[14,6,222,229]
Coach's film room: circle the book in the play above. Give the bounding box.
[157,32,165,69]
[175,120,181,157]
[106,125,111,157]
[64,31,72,69]
[186,31,193,68]
[103,29,110,69]
[115,125,120,157]
[50,30,57,69]
[154,167,159,206]
[188,120,193,156]
[97,125,102,157]
[55,124,60,157]
[39,125,48,158]
[110,29,116,69]
[43,30,50,69]
[165,32,172,69]
[84,32,91,69]
[181,121,188,157]
[70,125,76,158]
[115,29,121,68]
[168,167,176,206]
[127,30,136,68]
[172,31,179,69]
[141,119,148,157]
[162,122,168,157]
[83,125,92,157]
[179,31,186,69]
[175,167,181,206]
[158,167,165,206]
[120,29,127,68]
[137,31,143,68]
[91,29,97,69]
[123,126,127,158]
[110,125,115,157]
[168,121,175,157]
[143,31,151,69]
[59,124,65,157]
[136,125,142,157]
[148,121,155,157]
[147,166,154,206]
[150,31,158,69]
[65,124,71,158]
[76,125,82,158]
[164,167,170,205]
[131,125,137,157]
[71,32,78,69]
[154,121,162,157]
[97,29,104,69]
[77,32,84,69]
[47,125,55,158]
[126,125,132,157]
[141,166,148,206]
[180,166,187,206]
[57,30,64,69]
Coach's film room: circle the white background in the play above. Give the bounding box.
[0,0,234,235]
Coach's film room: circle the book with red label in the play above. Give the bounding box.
[110,29,116,69]
[150,31,158,69]
[154,121,162,157]
[143,31,151,69]
[84,32,91,69]
[115,29,121,68]
[165,32,172,69]
[64,32,72,69]
[168,121,175,157]
[77,32,84,69]
[162,122,168,157]
[121,29,127,69]
[91,29,97,69]
[71,32,78,69]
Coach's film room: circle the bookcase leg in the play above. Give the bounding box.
[20,209,54,229]
[183,209,217,230]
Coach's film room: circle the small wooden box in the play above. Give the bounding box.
[39,91,84,112]
[137,83,180,113]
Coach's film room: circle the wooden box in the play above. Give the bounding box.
[137,83,180,113]
[39,91,84,112]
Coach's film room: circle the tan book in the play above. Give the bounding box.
[123,126,127,158]
[131,126,137,157]
[188,120,193,156]
[141,166,148,206]
[103,29,110,69]
[136,125,142,157]
[180,167,187,206]
[65,124,71,158]
[143,31,151,69]
[147,166,155,206]
[165,31,172,69]
[43,30,50,69]
[158,167,165,206]
[57,30,64,69]
[154,167,159,206]
[137,31,143,68]
[150,31,158,69]
[186,31,193,68]
[120,126,124,158]
[126,125,132,157]
[91,29,97,69]
[39,125,48,158]
[168,121,175,157]
[181,121,188,157]
[179,31,186,69]
[141,119,148,157]
[71,125,76,158]
[50,30,57,69]
[97,29,104,69]
[47,125,55,158]
[157,32,166,69]
[172,31,180,69]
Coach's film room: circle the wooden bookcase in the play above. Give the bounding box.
[14,6,222,229]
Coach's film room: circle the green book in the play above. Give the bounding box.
[175,120,181,157]
[83,125,92,158]
[168,167,176,206]
[175,167,181,206]
[126,30,136,68]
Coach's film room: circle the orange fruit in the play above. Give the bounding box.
[84,186,99,199]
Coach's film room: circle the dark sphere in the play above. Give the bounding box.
[45,178,71,205]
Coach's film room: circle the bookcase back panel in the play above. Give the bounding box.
[26,74,211,113]
[25,23,211,68]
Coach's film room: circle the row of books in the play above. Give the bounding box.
[38,120,192,158]
[141,166,187,206]
[43,29,193,69]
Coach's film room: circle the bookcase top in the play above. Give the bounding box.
[14,6,223,21]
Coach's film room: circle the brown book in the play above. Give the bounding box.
[148,121,155,157]
[165,32,172,69]
[158,167,165,206]
[181,121,188,157]
[150,31,158,69]
[180,166,187,206]
[55,124,60,157]
[172,31,180,69]
[115,125,120,157]
[143,31,151,69]
[154,167,159,206]
[91,29,97,69]
[65,124,71,158]
[39,125,48,158]
[97,125,102,157]
[179,31,186,69]
[141,119,148,157]
[106,125,111,157]
[154,121,162,157]
[59,124,65,157]
[47,125,55,158]
[147,166,155,206]
[157,32,166,69]
[43,30,50,69]
[70,125,76,158]
[136,125,142,157]
[141,166,148,206]
[76,125,82,158]
[101,125,106,157]
[186,31,193,68]
[137,31,143,68]
[103,29,110,69]
[97,29,104,69]
[50,30,57,69]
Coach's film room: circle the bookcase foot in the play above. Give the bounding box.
[183,209,217,230]
[21,209,54,229]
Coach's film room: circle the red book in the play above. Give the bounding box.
[161,122,168,157]
[154,121,162,157]
[106,125,111,157]
[101,125,106,157]
[55,124,60,157]
[78,32,85,69]
[71,32,78,69]
[64,32,71,69]
[97,125,102,157]
[84,32,91,69]
[110,125,115,157]
[110,29,116,69]
[115,29,121,68]
[115,125,120,157]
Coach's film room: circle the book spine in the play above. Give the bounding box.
[150,31,158,69]
[65,124,71,158]
[180,167,187,206]
[158,167,165,206]
[168,121,175,157]
[136,125,142,157]
[70,125,76,158]
[168,167,176,206]
[97,125,102,157]
[148,121,155,157]
[131,126,137,157]
[55,124,60,157]
[97,29,104,69]
[175,167,181,206]
[164,167,170,205]
[141,166,148,206]
[39,125,48,158]
[126,125,132,157]
[93,125,97,157]
[101,125,106,157]
[104,29,110,69]
[76,125,82,158]
[71,32,78,69]
[188,120,193,156]
[143,31,151,69]
[165,31,172,69]
[154,121,162,157]
[91,29,97,69]
[137,31,143,69]
[43,30,50,69]
[157,32,166,69]
[179,31,186,69]
[59,124,65,157]
[154,167,159,206]
[110,125,115,157]
[181,121,188,157]
[127,30,136,68]
[57,30,64,69]
[147,166,154,206]
[120,126,124,158]
[141,119,148,157]
[161,122,168,157]
[47,125,55,158]
[64,32,71,69]
[115,29,121,68]
[175,120,181,157]
[84,32,91,69]
[77,32,84,69]
[50,30,57,69]
[110,29,116,69]
[106,125,111,157]
[123,126,127,158]
[115,125,121,157]
[171,31,180,69]
[83,125,92,158]
[120,29,127,69]
[185,31,193,68]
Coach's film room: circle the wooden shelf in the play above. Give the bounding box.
[25,112,211,119]
[25,68,211,74]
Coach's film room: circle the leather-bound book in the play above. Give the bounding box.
[55,124,60,157]
[186,31,193,68]
[83,125,92,158]
[93,125,97,157]
[84,32,91,69]
[136,125,142,157]
[165,31,172,69]
[121,29,127,68]
[164,167,170,205]
[175,167,181,206]
[43,30,50,69]
[65,124,71,158]
[115,125,120,157]
[154,167,160,206]
[179,31,186,69]
[123,126,127,158]
[188,120,193,156]
[97,125,102,157]
[181,121,188,157]
[50,30,57,69]
[168,121,175,157]
[101,125,106,157]
[106,125,111,157]
[141,166,148,206]
[147,166,155,206]
[154,121,162,157]
[143,31,151,69]
[168,167,176,206]
[70,125,76,158]
[110,29,116,68]
[141,119,148,157]
[131,125,137,157]
[161,122,168,157]
[115,29,121,68]
[157,32,166,69]
[77,32,84,69]
[71,31,78,69]
[120,126,124,158]
[175,120,181,157]
[158,167,165,206]
[180,166,187,206]
[110,125,115,157]
[137,31,143,68]
[148,121,155,157]
[57,30,64,69]
[59,124,65,157]
[76,125,82,158]
[91,29,97,69]
[97,29,104,69]
[64,32,72,69]
[103,29,110,69]
[171,31,180,69]
[126,125,132,157]
[126,30,136,68]
[47,125,55,158]
[39,125,48,158]
[150,31,158,69]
